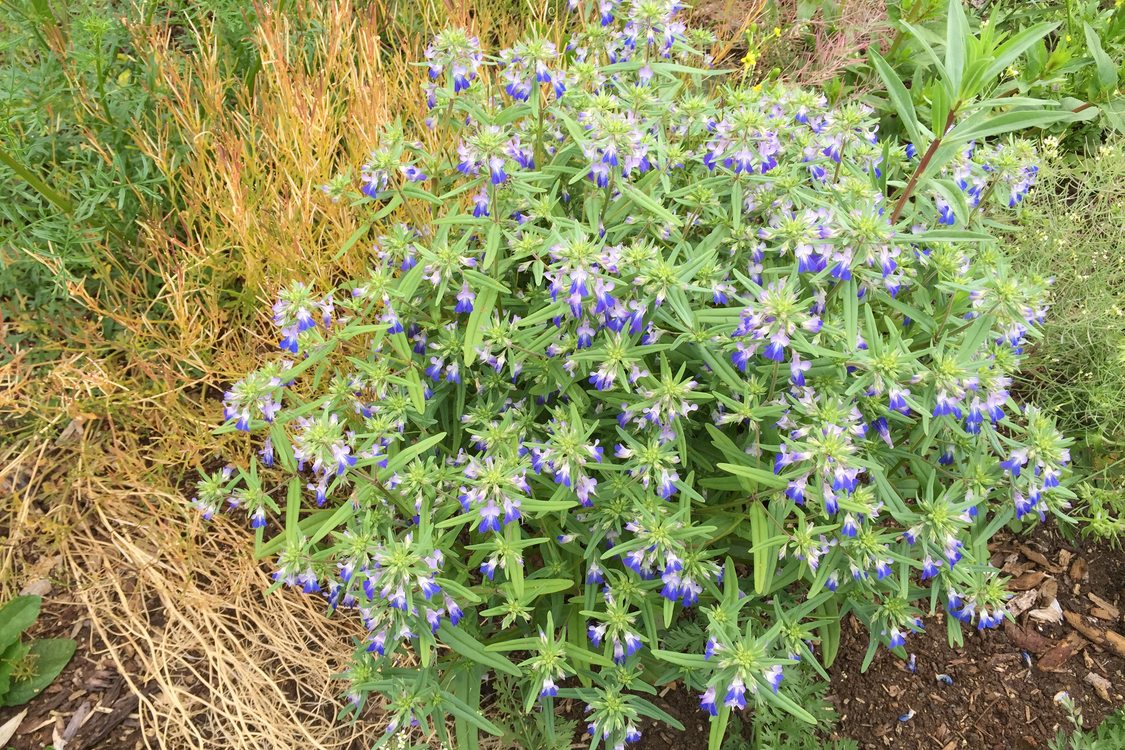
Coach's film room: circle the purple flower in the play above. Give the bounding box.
[455,282,476,314]
[724,678,746,710]
[700,686,718,716]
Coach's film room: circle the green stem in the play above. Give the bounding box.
[0,145,74,213]
[967,177,998,224]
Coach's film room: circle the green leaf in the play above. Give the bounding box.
[2,638,76,706]
[652,648,709,669]
[817,598,841,668]
[384,432,447,473]
[716,463,788,489]
[462,287,497,366]
[620,183,681,227]
[911,228,994,242]
[439,688,505,737]
[944,0,968,97]
[708,705,730,750]
[949,109,1076,141]
[521,578,574,597]
[452,671,481,750]
[0,642,28,696]
[330,197,398,263]
[859,635,880,673]
[306,501,356,548]
[843,279,858,353]
[982,22,1059,84]
[284,478,302,548]
[633,697,686,729]
[0,597,40,653]
[437,623,521,677]
[869,49,923,148]
[758,682,818,724]
[1083,23,1118,93]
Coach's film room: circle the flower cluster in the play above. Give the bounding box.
[198,6,1072,747]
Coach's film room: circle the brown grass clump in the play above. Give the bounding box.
[61,457,378,749]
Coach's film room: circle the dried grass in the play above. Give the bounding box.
[62,460,379,749]
[766,0,893,89]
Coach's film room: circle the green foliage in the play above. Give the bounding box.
[1072,483,1125,548]
[204,3,1078,748]
[1050,695,1125,750]
[1005,137,1125,469]
[877,0,1123,148]
[0,0,164,316]
[721,663,854,750]
[0,596,76,707]
[993,0,1125,143]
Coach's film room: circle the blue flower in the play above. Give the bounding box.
[472,189,490,217]
[455,282,476,314]
[764,664,784,693]
[700,686,718,716]
[1000,449,1028,477]
[724,678,746,710]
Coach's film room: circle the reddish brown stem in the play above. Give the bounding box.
[1072,101,1094,114]
[890,109,958,224]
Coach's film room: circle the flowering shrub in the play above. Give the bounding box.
[196,3,1075,747]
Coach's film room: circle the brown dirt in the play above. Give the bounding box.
[0,595,144,750]
[827,524,1125,749]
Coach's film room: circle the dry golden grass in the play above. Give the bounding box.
[63,457,379,749]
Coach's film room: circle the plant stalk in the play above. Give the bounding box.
[890,107,958,224]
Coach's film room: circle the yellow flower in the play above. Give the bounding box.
[742,50,758,70]
[772,26,781,38]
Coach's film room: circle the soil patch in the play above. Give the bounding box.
[827,524,1125,748]
[0,594,144,750]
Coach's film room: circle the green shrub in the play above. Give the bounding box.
[199,2,1078,747]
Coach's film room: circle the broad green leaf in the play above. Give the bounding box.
[633,697,686,729]
[462,287,497,365]
[452,671,481,750]
[2,638,76,706]
[1083,23,1119,93]
[384,432,447,473]
[0,642,28,696]
[620,183,681,226]
[708,705,730,750]
[439,688,505,736]
[284,478,302,548]
[911,228,994,242]
[982,22,1059,84]
[0,597,40,653]
[949,109,1076,141]
[869,49,924,148]
[717,462,788,489]
[437,623,521,676]
[758,681,817,724]
[817,598,841,668]
[944,0,968,97]
[843,279,858,354]
[652,648,709,669]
